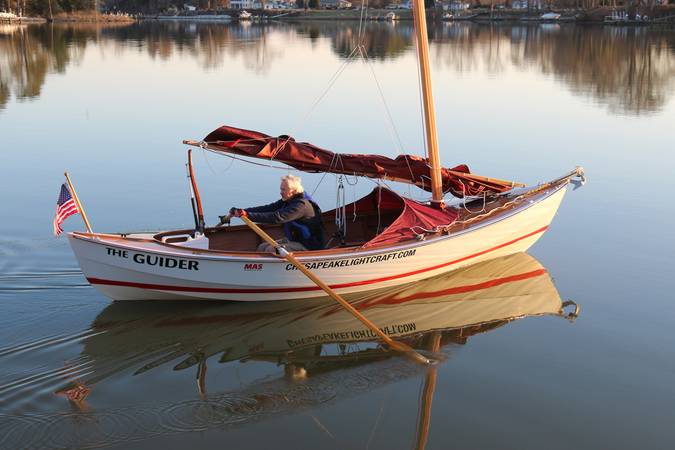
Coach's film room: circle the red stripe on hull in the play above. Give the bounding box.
[87,226,549,295]
[358,268,548,308]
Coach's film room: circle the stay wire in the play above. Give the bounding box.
[197,42,354,157]
[200,145,234,176]
[357,0,369,45]
[358,45,416,185]
[366,396,388,450]
[286,45,360,141]
[205,148,291,171]
[263,46,361,165]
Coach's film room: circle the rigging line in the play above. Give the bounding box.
[307,413,361,450]
[345,173,359,186]
[310,170,330,197]
[205,148,293,171]
[332,153,359,187]
[461,192,487,214]
[450,194,527,227]
[357,0,367,45]
[204,137,286,171]
[359,45,406,155]
[358,45,417,185]
[200,145,234,176]
[340,179,347,238]
[311,153,341,195]
[335,176,347,242]
[366,175,395,192]
[308,414,338,441]
[286,45,360,141]
[358,0,370,46]
[366,397,387,450]
[352,182,358,223]
[268,46,361,163]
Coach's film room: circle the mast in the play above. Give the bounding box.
[411,0,444,208]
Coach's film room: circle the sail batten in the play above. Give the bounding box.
[196,125,518,198]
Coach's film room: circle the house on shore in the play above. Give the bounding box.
[230,0,256,9]
[511,0,544,9]
[320,0,353,8]
[441,1,470,11]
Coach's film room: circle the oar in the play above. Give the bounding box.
[240,215,432,365]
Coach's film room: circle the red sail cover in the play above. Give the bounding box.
[329,188,459,248]
[203,125,514,198]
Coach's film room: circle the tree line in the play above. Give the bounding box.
[3,14,673,115]
[1,0,95,16]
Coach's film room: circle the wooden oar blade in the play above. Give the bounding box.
[387,341,446,365]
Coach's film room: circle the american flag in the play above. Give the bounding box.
[53,183,79,236]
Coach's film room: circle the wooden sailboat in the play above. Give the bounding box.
[66,2,584,302]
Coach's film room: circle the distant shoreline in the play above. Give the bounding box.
[6,7,674,26]
[0,12,135,24]
[51,12,136,23]
[139,7,675,25]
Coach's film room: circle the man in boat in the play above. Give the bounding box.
[223,175,325,253]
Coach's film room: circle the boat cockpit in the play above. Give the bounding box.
[150,185,536,255]
[154,187,405,254]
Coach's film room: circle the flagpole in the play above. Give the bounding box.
[64,172,93,234]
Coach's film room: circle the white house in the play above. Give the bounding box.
[442,1,469,11]
[263,2,294,9]
[512,0,543,9]
[231,0,255,9]
[183,3,197,11]
[320,0,352,8]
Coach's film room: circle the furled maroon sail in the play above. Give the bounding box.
[202,125,516,198]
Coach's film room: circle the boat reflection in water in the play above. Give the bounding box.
[55,253,577,446]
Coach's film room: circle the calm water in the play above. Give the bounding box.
[1,20,675,449]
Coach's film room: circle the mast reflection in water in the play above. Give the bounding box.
[0,253,578,449]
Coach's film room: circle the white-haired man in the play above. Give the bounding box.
[223,175,325,253]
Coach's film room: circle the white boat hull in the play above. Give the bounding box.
[68,184,567,302]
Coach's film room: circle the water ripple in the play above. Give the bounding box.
[0,359,95,397]
[0,270,87,292]
[0,355,423,449]
[34,410,141,450]
[158,395,263,432]
[0,414,51,450]
[0,329,102,358]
